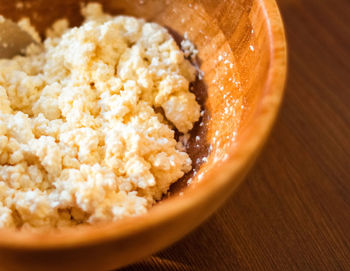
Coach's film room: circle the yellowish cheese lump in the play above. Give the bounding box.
[0,3,200,229]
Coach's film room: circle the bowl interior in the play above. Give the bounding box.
[0,0,285,246]
[0,0,271,193]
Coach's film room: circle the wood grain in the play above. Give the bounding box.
[121,0,350,270]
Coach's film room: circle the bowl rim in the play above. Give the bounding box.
[0,0,287,249]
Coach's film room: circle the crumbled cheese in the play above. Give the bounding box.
[0,3,200,229]
[181,32,198,61]
[180,33,204,80]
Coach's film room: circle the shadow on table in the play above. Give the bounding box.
[118,198,241,271]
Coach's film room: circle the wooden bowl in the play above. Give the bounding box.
[0,0,286,270]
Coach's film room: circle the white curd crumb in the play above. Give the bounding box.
[181,32,198,61]
[17,17,41,43]
[187,178,193,185]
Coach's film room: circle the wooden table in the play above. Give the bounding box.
[121,0,350,269]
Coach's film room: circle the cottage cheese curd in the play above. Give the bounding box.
[0,3,200,229]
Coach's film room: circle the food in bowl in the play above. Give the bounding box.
[0,3,202,229]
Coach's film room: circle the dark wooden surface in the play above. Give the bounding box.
[121,0,350,269]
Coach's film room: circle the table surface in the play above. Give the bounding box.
[121,0,350,270]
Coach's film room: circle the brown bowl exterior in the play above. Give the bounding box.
[0,0,286,270]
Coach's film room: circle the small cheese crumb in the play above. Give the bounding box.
[181,32,198,60]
